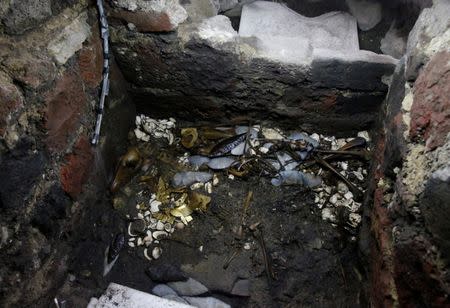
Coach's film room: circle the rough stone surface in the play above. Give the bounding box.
[110,0,188,32]
[345,0,382,31]
[239,1,359,64]
[405,0,450,80]
[380,23,407,59]
[45,70,88,152]
[2,0,52,35]
[367,1,450,306]
[409,51,450,150]
[0,72,24,136]
[111,23,395,135]
[60,135,94,198]
[47,11,91,65]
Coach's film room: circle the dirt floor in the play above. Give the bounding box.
[55,121,370,307]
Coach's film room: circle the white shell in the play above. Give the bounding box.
[144,248,152,261]
[164,223,172,232]
[156,221,165,231]
[152,247,162,259]
[205,182,213,194]
[137,237,144,246]
[153,231,168,240]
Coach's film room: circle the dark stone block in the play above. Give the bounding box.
[31,185,70,238]
[3,0,52,35]
[421,176,450,264]
[0,138,46,212]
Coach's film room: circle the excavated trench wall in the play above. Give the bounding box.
[0,0,448,307]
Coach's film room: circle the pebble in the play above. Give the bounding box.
[353,171,364,181]
[243,243,251,250]
[167,278,209,296]
[156,221,165,231]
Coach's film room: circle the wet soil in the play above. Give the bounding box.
[55,127,369,308]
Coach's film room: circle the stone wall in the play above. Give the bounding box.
[365,0,450,306]
[0,1,134,306]
[107,0,397,136]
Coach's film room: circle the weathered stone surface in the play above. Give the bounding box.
[239,1,359,65]
[182,0,218,22]
[2,0,52,35]
[60,135,93,198]
[345,0,382,31]
[110,0,187,32]
[380,23,407,59]
[45,70,88,152]
[0,72,24,136]
[406,0,450,80]
[48,11,91,65]
[1,50,57,89]
[410,51,450,150]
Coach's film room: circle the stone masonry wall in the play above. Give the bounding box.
[0,1,134,306]
[365,1,450,306]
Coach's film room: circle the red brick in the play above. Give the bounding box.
[44,70,88,152]
[78,25,103,88]
[0,72,24,136]
[110,10,174,32]
[410,51,450,149]
[60,135,93,198]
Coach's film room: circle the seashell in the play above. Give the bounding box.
[150,200,161,213]
[128,241,135,247]
[337,182,349,194]
[168,133,174,145]
[235,126,259,139]
[329,194,339,204]
[153,231,168,240]
[205,182,213,194]
[212,174,219,186]
[156,221,165,231]
[243,243,251,250]
[231,142,246,155]
[164,223,172,232]
[310,133,320,142]
[207,157,236,170]
[135,115,142,126]
[190,182,204,190]
[144,248,152,261]
[107,233,125,263]
[128,220,145,236]
[149,222,158,230]
[354,171,364,181]
[261,128,284,140]
[137,237,144,246]
[144,210,151,217]
[188,155,210,168]
[344,191,354,200]
[271,171,322,187]
[172,172,213,187]
[152,247,162,259]
[321,208,336,222]
[137,213,144,219]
